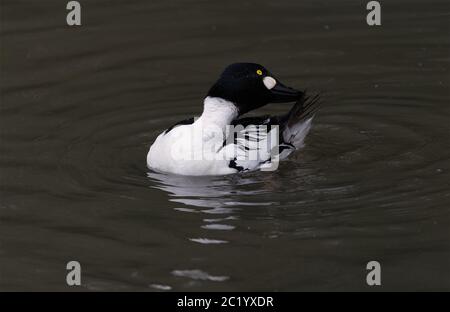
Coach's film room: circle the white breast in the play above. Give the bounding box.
[147,97,239,176]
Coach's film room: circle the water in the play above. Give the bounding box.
[1,0,449,291]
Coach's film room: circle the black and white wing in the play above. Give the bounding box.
[224,94,320,172]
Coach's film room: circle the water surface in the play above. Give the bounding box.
[1,0,449,291]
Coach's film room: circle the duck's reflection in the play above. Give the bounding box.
[147,171,272,209]
[146,171,290,288]
[147,171,278,241]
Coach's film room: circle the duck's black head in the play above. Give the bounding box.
[207,63,303,115]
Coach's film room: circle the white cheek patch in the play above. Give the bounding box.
[263,76,276,90]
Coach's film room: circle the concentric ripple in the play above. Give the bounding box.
[1,0,449,291]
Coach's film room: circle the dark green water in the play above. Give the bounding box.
[1,0,449,291]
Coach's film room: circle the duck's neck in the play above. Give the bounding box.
[197,96,238,129]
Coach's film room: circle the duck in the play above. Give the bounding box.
[147,63,319,176]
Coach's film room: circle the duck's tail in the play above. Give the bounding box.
[281,93,321,150]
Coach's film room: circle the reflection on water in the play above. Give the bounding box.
[172,269,229,282]
[1,0,450,291]
[147,171,271,245]
[148,171,271,206]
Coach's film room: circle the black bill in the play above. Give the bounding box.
[269,81,303,103]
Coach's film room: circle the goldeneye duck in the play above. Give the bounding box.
[147,63,320,176]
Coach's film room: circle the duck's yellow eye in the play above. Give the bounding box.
[256,69,263,76]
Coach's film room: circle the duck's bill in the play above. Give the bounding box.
[269,82,303,103]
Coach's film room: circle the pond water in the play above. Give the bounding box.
[0,0,449,290]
